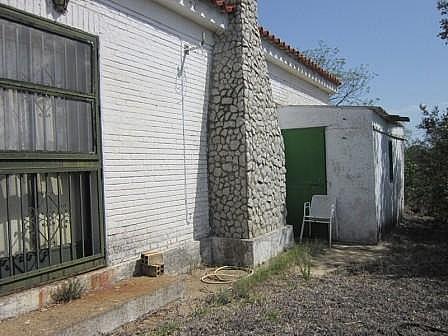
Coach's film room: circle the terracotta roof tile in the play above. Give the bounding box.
[210,0,236,13]
[258,27,341,86]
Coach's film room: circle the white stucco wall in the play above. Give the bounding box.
[279,105,404,243]
[372,115,405,238]
[0,0,217,265]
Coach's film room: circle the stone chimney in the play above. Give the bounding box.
[206,0,293,266]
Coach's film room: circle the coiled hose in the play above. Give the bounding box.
[200,266,254,284]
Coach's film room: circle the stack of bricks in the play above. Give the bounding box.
[141,251,164,277]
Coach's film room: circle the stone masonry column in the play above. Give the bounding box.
[206,0,293,266]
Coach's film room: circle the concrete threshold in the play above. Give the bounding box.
[0,276,185,336]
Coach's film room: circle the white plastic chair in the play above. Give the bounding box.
[299,195,337,248]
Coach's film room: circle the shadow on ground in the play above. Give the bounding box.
[341,215,448,279]
[108,215,448,336]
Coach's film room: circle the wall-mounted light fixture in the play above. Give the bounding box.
[52,0,69,14]
[177,32,206,77]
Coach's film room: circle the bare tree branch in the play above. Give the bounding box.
[303,41,378,106]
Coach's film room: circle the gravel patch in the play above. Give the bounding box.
[109,216,448,336]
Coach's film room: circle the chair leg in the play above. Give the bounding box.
[329,219,332,248]
[299,218,306,243]
[309,221,312,238]
[335,214,338,241]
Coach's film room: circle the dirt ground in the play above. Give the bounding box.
[108,215,448,336]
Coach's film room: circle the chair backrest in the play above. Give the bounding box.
[309,195,336,218]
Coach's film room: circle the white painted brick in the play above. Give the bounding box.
[0,0,212,265]
[268,62,330,106]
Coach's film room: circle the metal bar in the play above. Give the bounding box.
[19,174,27,273]
[64,41,69,152]
[53,97,57,151]
[2,82,6,151]
[45,173,51,266]
[89,172,94,255]
[68,174,75,260]
[90,101,95,154]
[28,28,36,152]
[32,174,40,270]
[372,126,406,141]
[0,78,95,102]
[57,173,63,263]
[52,38,57,151]
[1,22,5,77]
[15,28,22,151]
[42,93,47,151]
[85,45,89,94]
[64,39,67,91]
[77,102,81,152]
[28,27,32,84]
[40,30,44,84]
[5,175,13,276]
[3,83,8,151]
[17,91,23,151]
[0,254,105,294]
[79,173,85,258]
[0,151,99,161]
[303,220,331,224]
[30,93,36,152]
[74,41,78,91]
[0,165,99,176]
[1,23,5,151]
[15,24,19,80]
[52,36,56,88]
[65,100,69,152]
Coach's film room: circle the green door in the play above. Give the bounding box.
[282,127,327,239]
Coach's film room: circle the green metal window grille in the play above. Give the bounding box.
[0,4,105,295]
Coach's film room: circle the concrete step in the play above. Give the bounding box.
[0,276,185,336]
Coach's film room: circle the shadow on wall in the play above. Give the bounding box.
[175,40,212,249]
[373,130,404,241]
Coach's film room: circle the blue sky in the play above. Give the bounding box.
[258,0,448,137]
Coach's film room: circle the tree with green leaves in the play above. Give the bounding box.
[303,41,378,106]
[438,0,448,43]
[405,105,448,222]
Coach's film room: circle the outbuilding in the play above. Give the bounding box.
[280,105,409,244]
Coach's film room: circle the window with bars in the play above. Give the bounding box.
[0,5,104,294]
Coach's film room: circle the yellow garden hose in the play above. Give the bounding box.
[200,266,254,284]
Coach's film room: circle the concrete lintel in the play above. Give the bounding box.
[203,225,294,266]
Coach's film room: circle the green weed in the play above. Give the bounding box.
[51,279,85,303]
[211,289,232,306]
[150,321,180,336]
[264,308,280,323]
[297,246,312,281]
[232,244,315,296]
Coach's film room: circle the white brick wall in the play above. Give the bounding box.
[268,62,331,106]
[0,0,213,265]
[0,0,336,268]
